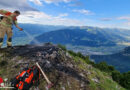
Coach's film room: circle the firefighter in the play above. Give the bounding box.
[0,9,23,48]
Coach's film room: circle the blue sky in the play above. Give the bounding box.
[0,0,130,29]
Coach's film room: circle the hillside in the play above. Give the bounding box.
[0,43,125,90]
[31,29,117,47]
[30,27,130,54]
[31,26,130,46]
[91,46,130,72]
[79,26,130,42]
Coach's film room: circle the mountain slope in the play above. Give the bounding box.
[31,29,117,47]
[79,26,130,42]
[91,46,130,72]
[0,44,125,90]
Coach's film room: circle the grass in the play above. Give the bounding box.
[0,45,127,90]
[69,52,126,90]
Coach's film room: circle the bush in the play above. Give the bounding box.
[94,62,109,72]
[76,52,86,59]
[0,60,8,67]
[112,71,130,89]
[120,71,130,89]
[112,70,121,83]
[108,65,115,71]
[84,56,91,64]
[68,50,77,56]
[93,61,115,72]
[68,50,86,60]
[57,44,67,51]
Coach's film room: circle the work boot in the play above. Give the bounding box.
[0,43,2,49]
[7,37,12,48]
[7,42,12,48]
[0,38,3,48]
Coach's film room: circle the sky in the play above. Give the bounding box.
[0,0,130,29]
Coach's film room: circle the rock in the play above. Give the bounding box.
[67,81,70,86]
[66,52,72,58]
[45,54,49,58]
[87,71,91,75]
[50,53,57,60]
[61,86,65,90]
[67,63,73,68]
[87,65,93,70]
[92,78,100,83]
[80,73,85,77]
[80,82,85,88]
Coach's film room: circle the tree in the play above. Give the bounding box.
[95,62,109,72]
[76,52,86,59]
[112,70,121,83]
[120,71,130,89]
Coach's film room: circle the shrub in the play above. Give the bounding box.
[57,44,67,51]
[112,70,121,83]
[0,60,8,67]
[94,62,109,72]
[108,65,115,71]
[68,50,77,56]
[120,71,130,89]
[76,52,86,59]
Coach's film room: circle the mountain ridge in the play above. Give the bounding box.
[31,29,118,47]
[0,43,126,90]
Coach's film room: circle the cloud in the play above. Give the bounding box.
[116,16,130,29]
[42,0,73,4]
[0,0,37,11]
[1,0,130,29]
[0,0,85,26]
[125,22,130,25]
[100,18,113,21]
[18,11,85,26]
[73,9,94,15]
[56,13,68,18]
[29,0,74,6]
[69,1,83,7]
[117,16,130,21]
[29,0,43,6]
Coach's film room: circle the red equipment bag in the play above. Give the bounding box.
[11,65,40,90]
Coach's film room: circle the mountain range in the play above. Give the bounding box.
[91,46,130,72]
[30,26,130,54]
[31,29,117,47]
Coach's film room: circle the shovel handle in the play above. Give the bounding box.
[36,62,52,84]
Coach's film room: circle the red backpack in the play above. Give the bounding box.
[11,66,40,90]
[5,12,17,21]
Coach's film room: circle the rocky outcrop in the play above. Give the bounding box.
[0,43,125,90]
[0,43,90,90]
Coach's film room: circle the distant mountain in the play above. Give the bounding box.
[30,26,130,54]
[78,26,130,42]
[91,46,130,72]
[31,27,128,47]
[13,23,66,37]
